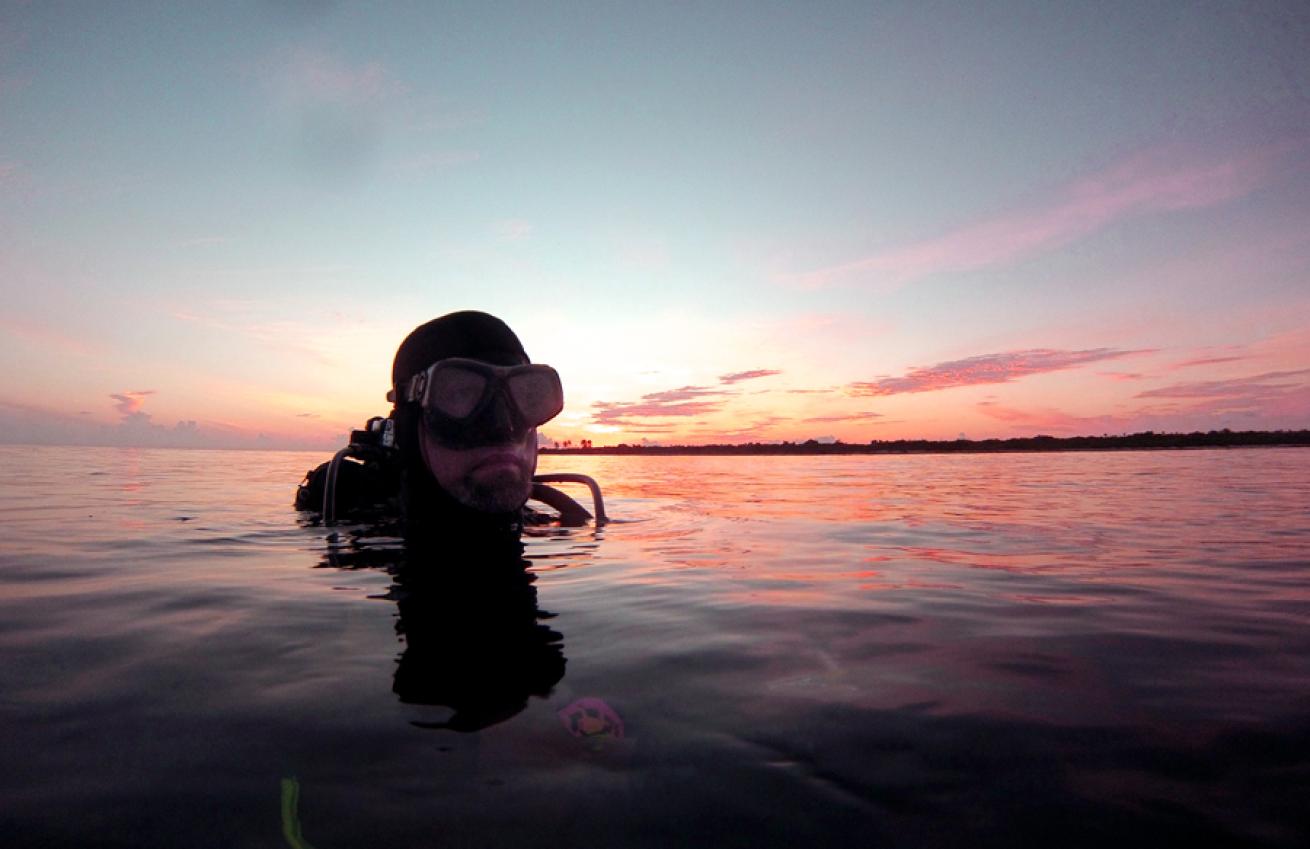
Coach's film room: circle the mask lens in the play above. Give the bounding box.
[508,368,563,425]
[428,365,488,419]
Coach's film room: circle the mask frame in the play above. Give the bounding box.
[397,358,563,449]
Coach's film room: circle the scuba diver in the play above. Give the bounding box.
[297,311,603,730]
[296,310,604,540]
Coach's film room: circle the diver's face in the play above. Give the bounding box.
[419,422,537,514]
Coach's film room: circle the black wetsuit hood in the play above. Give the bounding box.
[391,311,533,538]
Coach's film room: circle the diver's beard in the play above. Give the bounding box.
[453,465,532,514]
[418,423,539,515]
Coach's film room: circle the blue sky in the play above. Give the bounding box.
[2,1,1308,447]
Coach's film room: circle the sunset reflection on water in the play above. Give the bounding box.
[541,450,1309,605]
[1,446,1307,847]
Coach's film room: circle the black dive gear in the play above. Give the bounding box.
[295,310,605,530]
[400,358,564,450]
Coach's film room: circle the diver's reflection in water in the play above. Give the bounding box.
[393,544,566,731]
[321,535,566,732]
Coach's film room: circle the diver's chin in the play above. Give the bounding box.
[460,464,531,513]
[421,428,537,514]
[463,483,531,514]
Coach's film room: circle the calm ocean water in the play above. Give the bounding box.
[1,445,1308,848]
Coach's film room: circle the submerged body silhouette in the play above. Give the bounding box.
[324,536,566,732]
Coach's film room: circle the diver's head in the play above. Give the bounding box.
[391,311,561,514]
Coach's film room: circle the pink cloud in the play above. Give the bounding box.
[692,415,792,439]
[1169,355,1250,369]
[0,315,99,357]
[850,348,1146,397]
[798,137,1306,288]
[1135,369,1310,402]
[641,385,723,403]
[109,390,155,417]
[591,396,725,426]
[0,400,335,451]
[974,402,1133,435]
[718,369,782,384]
[591,373,788,428]
[613,424,680,433]
[981,376,1310,434]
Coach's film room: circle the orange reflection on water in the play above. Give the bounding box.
[539,449,1310,612]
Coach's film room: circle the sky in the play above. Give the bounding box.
[2,0,1309,449]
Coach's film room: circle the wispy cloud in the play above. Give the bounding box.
[590,367,786,429]
[0,400,334,451]
[492,218,534,241]
[1135,369,1310,402]
[693,415,791,439]
[260,46,404,180]
[976,367,1310,437]
[170,298,382,367]
[797,137,1305,288]
[718,369,781,384]
[850,348,1144,397]
[982,369,1310,434]
[604,423,681,435]
[1169,355,1249,369]
[589,377,746,427]
[0,315,100,357]
[592,398,725,426]
[272,47,400,105]
[803,411,884,423]
[645,385,723,403]
[975,402,1130,434]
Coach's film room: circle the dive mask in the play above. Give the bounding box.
[395,357,564,449]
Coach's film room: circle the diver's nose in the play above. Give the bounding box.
[484,391,517,442]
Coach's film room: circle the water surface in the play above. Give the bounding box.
[1,446,1308,847]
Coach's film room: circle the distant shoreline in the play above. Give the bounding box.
[541,429,1310,456]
